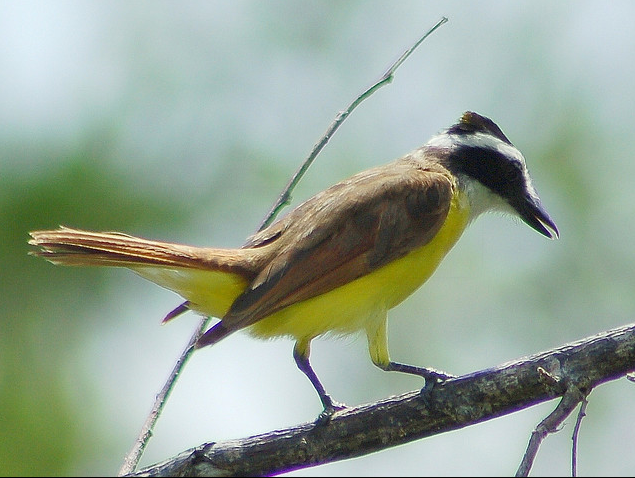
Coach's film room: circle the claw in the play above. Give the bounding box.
[315,401,347,425]
[419,369,454,405]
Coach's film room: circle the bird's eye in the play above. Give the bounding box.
[505,165,521,182]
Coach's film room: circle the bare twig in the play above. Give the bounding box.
[571,394,589,477]
[257,16,448,231]
[515,385,586,477]
[117,317,210,476]
[118,17,449,474]
[124,322,635,477]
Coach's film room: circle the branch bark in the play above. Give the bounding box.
[128,323,635,477]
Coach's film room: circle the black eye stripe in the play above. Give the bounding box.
[447,145,525,196]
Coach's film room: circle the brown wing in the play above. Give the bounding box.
[221,158,454,331]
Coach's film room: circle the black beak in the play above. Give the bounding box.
[512,194,559,239]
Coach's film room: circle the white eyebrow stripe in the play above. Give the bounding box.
[426,130,528,169]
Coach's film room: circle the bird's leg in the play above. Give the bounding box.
[293,340,345,423]
[367,317,455,396]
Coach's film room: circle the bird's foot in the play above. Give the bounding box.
[315,400,347,425]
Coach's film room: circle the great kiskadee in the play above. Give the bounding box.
[29,111,558,417]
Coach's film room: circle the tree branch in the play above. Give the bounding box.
[127,322,635,477]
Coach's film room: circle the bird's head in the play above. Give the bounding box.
[427,111,559,239]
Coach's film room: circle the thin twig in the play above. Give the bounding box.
[118,317,210,476]
[516,385,587,477]
[118,17,449,474]
[257,16,448,231]
[571,394,589,477]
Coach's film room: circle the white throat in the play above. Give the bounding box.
[456,174,517,222]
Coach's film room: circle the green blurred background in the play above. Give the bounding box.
[2,1,634,476]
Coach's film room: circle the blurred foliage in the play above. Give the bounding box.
[0,135,193,475]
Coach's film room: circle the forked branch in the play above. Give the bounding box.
[126,323,635,477]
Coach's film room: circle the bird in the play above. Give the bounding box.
[29,111,559,418]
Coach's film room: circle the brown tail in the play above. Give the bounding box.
[28,226,255,274]
[29,226,264,345]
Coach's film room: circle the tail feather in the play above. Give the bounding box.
[29,226,257,320]
[28,226,252,273]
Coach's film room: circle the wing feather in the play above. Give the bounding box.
[222,158,454,331]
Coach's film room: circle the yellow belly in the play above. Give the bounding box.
[248,190,471,341]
